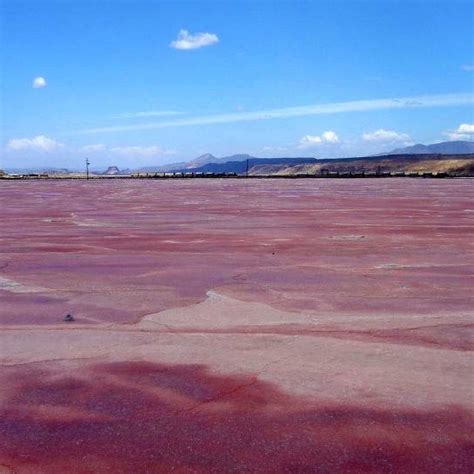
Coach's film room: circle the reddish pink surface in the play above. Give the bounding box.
[1,361,472,473]
[1,179,473,324]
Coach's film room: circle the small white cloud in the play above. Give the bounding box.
[110,145,174,158]
[6,135,62,152]
[32,76,47,88]
[445,123,474,140]
[362,129,410,143]
[170,29,219,50]
[321,131,339,143]
[298,131,339,148]
[461,65,474,72]
[457,123,474,134]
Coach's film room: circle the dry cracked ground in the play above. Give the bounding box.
[0,178,473,473]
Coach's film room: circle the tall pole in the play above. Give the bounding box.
[86,158,90,180]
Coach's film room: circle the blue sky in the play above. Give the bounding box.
[1,0,473,169]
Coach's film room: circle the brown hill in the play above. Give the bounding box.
[249,154,474,177]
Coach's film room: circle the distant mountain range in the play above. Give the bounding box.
[174,154,474,177]
[249,153,474,177]
[137,140,474,173]
[147,140,473,175]
[383,140,474,155]
[4,140,473,176]
[176,157,318,175]
[136,153,256,172]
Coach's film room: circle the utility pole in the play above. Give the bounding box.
[86,158,90,180]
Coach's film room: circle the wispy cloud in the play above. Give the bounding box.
[461,64,474,72]
[6,135,62,152]
[70,93,474,135]
[362,129,411,143]
[114,111,183,119]
[170,29,219,50]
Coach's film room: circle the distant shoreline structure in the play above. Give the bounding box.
[2,171,473,180]
[2,152,473,180]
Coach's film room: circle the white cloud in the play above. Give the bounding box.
[461,65,474,72]
[170,29,219,50]
[70,93,474,135]
[110,145,175,158]
[299,131,339,148]
[457,123,474,134]
[362,129,411,143]
[445,123,474,140]
[321,131,339,143]
[6,135,62,152]
[4,137,175,160]
[32,76,47,88]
